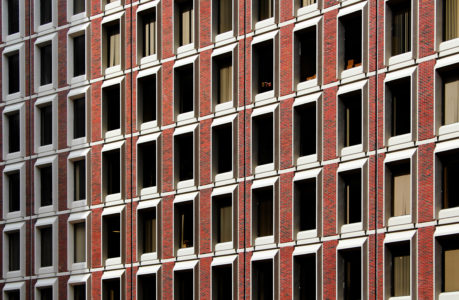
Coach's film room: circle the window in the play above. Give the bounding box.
[3,44,25,100]
[102,278,120,300]
[212,122,233,176]
[387,242,411,297]
[73,159,86,201]
[439,66,459,126]
[73,222,86,263]
[6,0,19,35]
[7,53,19,95]
[386,77,411,138]
[103,213,121,261]
[214,54,233,105]
[338,87,366,154]
[73,0,84,15]
[252,39,273,96]
[138,9,156,59]
[138,273,156,300]
[103,84,121,135]
[294,102,316,159]
[174,269,194,300]
[438,151,459,210]
[34,35,57,91]
[39,0,52,25]
[138,207,157,256]
[103,149,121,198]
[37,287,53,300]
[73,96,86,139]
[339,170,362,226]
[6,112,20,153]
[3,104,25,160]
[387,0,412,57]
[34,157,57,214]
[175,201,194,250]
[338,248,361,300]
[39,43,52,86]
[38,103,53,146]
[299,0,315,8]
[3,222,25,277]
[443,0,459,41]
[255,0,273,22]
[294,179,316,234]
[73,34,86,77]
[104,21,121,70]
[213,194,232,245]
[6,172,20,213]
[4,290,20,300]
[7,232,20,272]
[174,129,196,186]
[293,254,316,300]
[252,185,274,243]
[174,64,194,117]
[39,226,53,268]
[38,165,53,207]
[34,98,57,151]
[338,11,362,72]
[137,74,157,126]
[138,141,157,192]
[387,160,411,218]
[175,0,194,48]
[252,260,273,300]
[215,0,232,35]
[295,27,316,84]
[71,284,86,300]
[252,112,274,168]
[35,279,57,300]
[68,213,90,269]
[212,264,232,300]
[437,235,459,294]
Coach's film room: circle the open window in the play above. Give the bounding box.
[174,125,198,189]
[137,68,159,130]
[35,217,58,274]
[174,261,198,300]
[2,222,25,278]
[137,134,160,196]
[102,207,124,266]
[174,0,196,52]
[212,116,236,181]
[174,57,197,121]
[212,185,237,251]
[174,193,198,256]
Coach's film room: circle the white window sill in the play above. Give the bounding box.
[388,296,410,300]
[4,151,23,161]
[439,123,459,136]
[4,91,23,102]
[104,1,122,12]
[36,144,55,154]
[215,171,234,182]
[254,18,275,31]
[177,43,195,55]
[254,236,275,246]
[37,83,56,94]
[340,65,363,79]
[297,154,318,166]
[36,265,56,275]
[296,229,317,240]
[139,186,158,197]
[254,162,275,175]
[104,65,122,76]
[297,78,318,92]
[70,137,88,147]
[387,215,411,227]
[139,54,158,66]
[254,90,274,102]
[341,144,363,157]
[177,178,196,190]
[69,12,88,24]
[387,133,412,147]
[340,222,362,234]
[439,207,459,220]
[36,205,56,215]
[104,129,122,140]
[297,3,318,17]
[139,120,159,132]
[439,38,459,53]
[4,32,22,43]
[140,252,158,261]
[388,52,413,66]
[215,241,233,252]
[36,23,55,33]
[4,270,23,279]
[176,111,196,122]
[215,101,234,113]
[69,199,88,209]
[70,262,87,271]
[105,193,122,203]
[177,247,195,256]
[105,257,122,266]
[70,74,87,86]
[215,31,234,43]
[439,292,459,300]
[4,211,23,220]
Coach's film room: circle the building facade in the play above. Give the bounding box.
[1,0,459,298]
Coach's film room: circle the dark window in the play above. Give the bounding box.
[175,201,194,248]
[40,226,53,267]
[104,214,121,259]
[213,194,232,244]
[73,222,86,263]
[257,0,272,21]
[40,165,53,207]
[387,77,411,137]
[8,53,20,94]
[40,44,52,85]
[105,22,120,68]
[40,0,52,25]
[138,274,156,300]
[215,54,232,105]
[294,179,316,232]
[103,279,120,300]
[103,85,121,133]
[340,170,361,224]
[388,160,410,217]
[138,207,157,255]
[296,27,316,82]
[7,0,19,35]
[175,64,194,115]
[74,159,86,201]
[340,249,361,300]
[213,123,233,174]
[294,255,316,300]
[40,104,52,146]
[5,290,20,300]
[440,67,459,126]
[438,235,459,293]
[340,91,362,147]
[340,11,362,70]
[295,102,316,157]
[299,0,315,8]
[388,242,410,297]
[212,265,232,300]
[103,149,120,196]
[252,260,273,300]
[73,284,86,300]
[38,287,53,300]
[253,40,273,94]
[390,0,411,56]
[175,269,193,300]
[138,141,157,189]
[73,35,85,77]
[8,172,20,212]
[217,0,232,34]
[73,96,86,139]
[138,75,157,124]
[177,0,194,46]
[253,113,273,166]
[439,151,459,209]
[140,10,156,57]
[175,132,194,182]
[8,231,20,271]
[253,187,273,238]
[73,0,85,14]
[8,111,20,153]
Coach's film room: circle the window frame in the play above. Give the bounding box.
[34,95,58,153]
[101,77,125,139]
[67,86,90,146]
[251,103,279,175]
[34,33,58,93]
[137,198,161,261]
[33,0,57,32]
[293,168,322,241]
[250,249,279,300]
[2,162,26,219]
[68,274,91,300]
[435,0,459,52]
[101,270,125,300]
[101,12,124,76]
[67,24,90,84]
[35,278,58,300]
[434,225,459,299]
[101,141,125,203]
[336,2,368,79]
[2,222,26,278]
[295,0,319,18]
[137,133,161,197]
[34,216,58,275]
[251,31,279,103]
[2,43,25,101]
[173,260,199,300]
[173,192,199,256]
[3,281,26,300]
[211,185,238,251]
[136,1,160,65]
[1,0,25,41]
[173,55,199,122]
[292,244,322,300]
[211,44,238,112]
[102,205,125,266]
[136,66,161,131]
[173,124,199,190]
[384,0,417,66]
[252,0,277,30]
[173,0,199,54]
[34,155,58,214]
[251,177,279,247]
[67,149,90,209]
[383,230,417,300]
[211,255,238,300]
[2,103,26,160]
[211,0,237,42]
[383,148,417,227]
[211,114,237,182]
[137,265,161,300]
[67,212,90,271]
[67,0,88,22]
[383,67,417,147]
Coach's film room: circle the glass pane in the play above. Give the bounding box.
[8,231,20,271]
[73,222,86,263]
[40,44,52,85]
[8,53,20,94]
[40,104,53,146]
[40,227,53,267]
[40,0,52,25]
[40,166,53,207]
[8,172,20,212]
[8,112,20,153]
[7,0,19,34]
[73,97,86,139]
[74,159,86,201]
[73,35,86,77]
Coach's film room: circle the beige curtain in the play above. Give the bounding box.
[392,172,410,216]
[259,0,272,21]
[301,0,315,7]
[109,27,120,67]
[74,222,86,263]
[219,0,232,33]
[392,8,410,56]
[144,15,156,56]
[444,248,459,292]
[181,4,194,45]
[219,64,232,104]
[219,204,232,243]
[393,254,410,296]
[443,77,459,125]
[144,214,156,253]
[445,0,459,41]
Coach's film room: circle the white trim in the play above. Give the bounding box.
[337,237,367,250]
[102,205,125,216]
[68,274,91,284]
[174,124,198,136]
[211,255,237,266]
[251,249,278,261]
[384,230,416,244]
[102,270,125,279]
[3,221,26,279]
[212,114,237,127]
[2,42,26,102]
[252,177,278,189]
[35,278,58,288]
[435,224,459,237]
[137,198,161,210]
[102,141,125,152]
[1,0,25,42]
[174,192,199,203]
[34,94,58,153]
[212,44,238,57]
[174,260,199,271]
[384,148,416,164]
[3,161,26,219]
[34,217,58,275]
[137,265,161,275]
[337,158,368,173]
[68,211,91,222]
[34,155,58,214]
[137,132,161,144]
[251,103,279,117]
[212,184,238,197]
[292,244,321,256]
[34,33,58,93]
[337,79,368,96]
[293,168,322,182]
[174,55,199,68]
